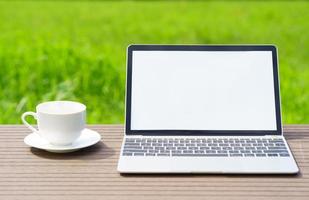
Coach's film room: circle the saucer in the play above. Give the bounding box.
[24,128,101,153]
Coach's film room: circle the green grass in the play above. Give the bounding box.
[0,1,308,124]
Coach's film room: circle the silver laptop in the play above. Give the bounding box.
[117,45,299,174]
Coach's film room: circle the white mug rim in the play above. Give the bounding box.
[36,101,86,115]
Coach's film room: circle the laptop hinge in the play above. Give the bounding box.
[264,135,283,138]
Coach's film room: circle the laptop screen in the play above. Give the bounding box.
[129,48,279,132]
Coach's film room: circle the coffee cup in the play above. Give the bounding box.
[21,101,86,146]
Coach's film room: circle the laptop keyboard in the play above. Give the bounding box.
[122,138,290,157]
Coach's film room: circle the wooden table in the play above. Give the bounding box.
[0,125,308,200]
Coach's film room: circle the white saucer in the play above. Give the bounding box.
[24,128,101,153]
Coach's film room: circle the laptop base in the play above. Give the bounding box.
[118,136,299,174]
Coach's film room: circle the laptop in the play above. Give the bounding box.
[117,45,299,174]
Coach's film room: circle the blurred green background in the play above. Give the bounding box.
[0,1,308,124]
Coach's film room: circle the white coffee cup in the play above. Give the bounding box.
[21,101,86,146]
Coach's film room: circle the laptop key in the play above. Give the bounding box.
[124,146,142,149]
[268,147,287,150]
[154,147,165,150]
[253,143,263,146]
[143,146,153,150]
[256,154,266,157]
[125,142,140,146]
[240,150,251,153]
[252,150,262,153]
[124,149,147,153]
[263,150,288,154]
[134,153,145,156]
[157,153,170,156]
[229,150,240,154]
[244,153,255,157]
[230,154,243,157]
[279,153,290,157]
[267,153,278,157]
[194,150,205,154]
[122,153,133,156]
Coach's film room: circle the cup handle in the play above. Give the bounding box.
[21,112,38,133]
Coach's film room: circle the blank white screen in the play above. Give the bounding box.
[131,51,277,130]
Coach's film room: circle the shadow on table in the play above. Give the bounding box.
[30,141,115,160]
[283,131,306,146]
[285,133,308,141]
[121,172,302,178]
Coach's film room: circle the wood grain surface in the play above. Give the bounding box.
[0,125,308,200]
